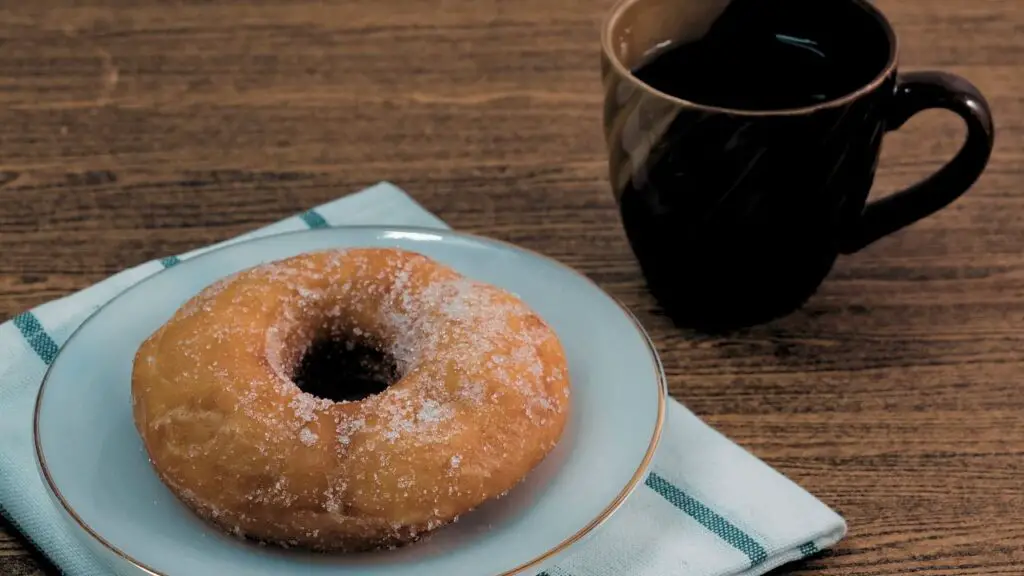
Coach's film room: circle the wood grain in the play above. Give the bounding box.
[1,0,1022,574]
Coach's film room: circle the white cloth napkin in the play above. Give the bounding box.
[0,182,845,576]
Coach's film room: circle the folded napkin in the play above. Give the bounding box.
[0,182,845,576]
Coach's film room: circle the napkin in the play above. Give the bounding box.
[0,182,845,576]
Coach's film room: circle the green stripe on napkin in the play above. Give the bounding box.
[799,541,818,557]
[12,313,59,366]
[646,472,769,567]
[159,256,181,268]
[299,209,329,229]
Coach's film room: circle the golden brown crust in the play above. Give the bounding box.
[130,248,571,551]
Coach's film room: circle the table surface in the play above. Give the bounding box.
[1,0,1022,574]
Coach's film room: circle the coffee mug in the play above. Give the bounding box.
[600,0,995,331]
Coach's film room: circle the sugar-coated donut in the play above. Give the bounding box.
[131,248,571,551]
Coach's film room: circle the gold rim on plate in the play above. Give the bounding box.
[33,225,668,576]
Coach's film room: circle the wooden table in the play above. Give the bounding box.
[1,0,1021,574]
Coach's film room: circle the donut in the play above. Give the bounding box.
[130,247,571,551]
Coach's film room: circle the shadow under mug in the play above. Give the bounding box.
[601,0,995,332]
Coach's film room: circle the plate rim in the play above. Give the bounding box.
[33,225,667,576]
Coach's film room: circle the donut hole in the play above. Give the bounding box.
[292,336,400,402]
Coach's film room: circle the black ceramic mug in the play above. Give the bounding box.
[601,0,995,331]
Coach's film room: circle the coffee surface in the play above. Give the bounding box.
[631,0,891,111]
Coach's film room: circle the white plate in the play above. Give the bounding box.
[34,226,665,576]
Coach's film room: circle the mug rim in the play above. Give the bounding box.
[600,0,900,116]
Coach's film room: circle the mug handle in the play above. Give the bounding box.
[840,71,995,254]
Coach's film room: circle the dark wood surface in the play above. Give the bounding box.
[1,0,1022,574]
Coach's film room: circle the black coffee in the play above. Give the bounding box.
[631,0,888,111]
[614,0,895,331]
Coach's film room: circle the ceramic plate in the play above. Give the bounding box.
[34,226,665,576]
